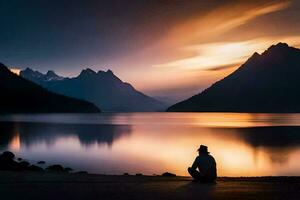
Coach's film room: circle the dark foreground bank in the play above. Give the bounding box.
[0,171,299,200]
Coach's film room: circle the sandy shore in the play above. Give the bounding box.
[0,171,299,200]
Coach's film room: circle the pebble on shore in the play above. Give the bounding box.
[0,151,77,173]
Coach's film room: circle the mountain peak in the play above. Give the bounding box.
[23,67,34,73]
[20,68,64,81]
[252,52,260,56]
[265,42,290,54]
[249,52,260,60]
[83,68,96,73]
[238,52,261,71]
[46,70,57,76]
[167,43,300,112]
[79,68,97,77]
[106,69,114,74]
[45,70,64,81]
[274,42,289,48]
[20,67,43,78]
[97,69,114,75]
[96,69,119,81]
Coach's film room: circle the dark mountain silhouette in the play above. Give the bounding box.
[0,63,100,113]
[21,68,167,112]
[167,43,300,112]
[21,68,64,83]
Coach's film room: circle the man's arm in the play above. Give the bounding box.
[191,156,199,170]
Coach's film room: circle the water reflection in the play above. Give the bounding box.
[0,113,300,176]
[119,125,300,176]
[3,112,300,127]
[0,122,131,149]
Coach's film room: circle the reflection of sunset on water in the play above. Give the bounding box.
[112,125,300,176]
[9,132,20,151]
[105,112,300,127]
[2,113,300,176]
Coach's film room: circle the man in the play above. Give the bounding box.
[188,145,217,182]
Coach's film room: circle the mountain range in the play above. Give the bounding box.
[21,68,167,112]
[167,43,300,112]
[0,63,100,113]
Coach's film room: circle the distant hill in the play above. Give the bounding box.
[0,63,100,113]
[21,68,64,82]
[21,68,167,112]
[167,43,300,112]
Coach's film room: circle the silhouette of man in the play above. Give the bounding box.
[188,145,217,182]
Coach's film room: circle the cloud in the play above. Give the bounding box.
[155,36,300,70]
[152,0,297,71]
[163,1,291,46]
[154,41,265,69]
[204,64,237,72]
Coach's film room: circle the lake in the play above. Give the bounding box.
[1,113,300,176]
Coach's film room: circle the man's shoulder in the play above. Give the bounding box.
[199,154,215,160]
[208,154,216,163]
[197,155,206,160]
[195,155,203,162]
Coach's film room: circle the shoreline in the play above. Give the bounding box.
[1,171,300,200]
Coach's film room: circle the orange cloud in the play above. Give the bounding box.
[155,37,300,70]
[153,1,295,71]
[163,1,291,46]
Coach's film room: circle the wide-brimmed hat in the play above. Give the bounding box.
[197,145,209,154]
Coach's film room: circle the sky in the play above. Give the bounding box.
[1,0,300,101]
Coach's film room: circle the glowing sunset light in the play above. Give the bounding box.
[154,41,264,70]
[103,123,300,176]
[155,37,300,71]
[9,68,21,75]
[162,1,290,47]
[9,133,21,151]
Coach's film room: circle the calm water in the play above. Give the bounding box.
[1,113,300,176]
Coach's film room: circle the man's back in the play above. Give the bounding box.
[192,154,217,179]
